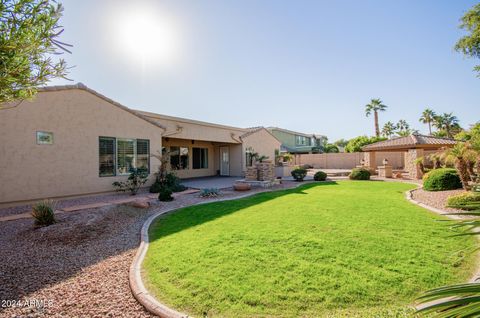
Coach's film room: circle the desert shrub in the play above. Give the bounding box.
[31,200,57,227]
[423,168,462,191]
[113,169,148,195]
[200,188,220,198]
[313,171,327,181]
[151,172,186,193]
[349,168,371,180]
[158,186,173,202]
[150,172,186,193]
[291,168,307,181]
[447,192,480,210]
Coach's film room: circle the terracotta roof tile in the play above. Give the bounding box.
[362,134,456,151]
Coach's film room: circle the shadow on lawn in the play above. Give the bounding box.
[0,181,335,308]
[149,181,338,242]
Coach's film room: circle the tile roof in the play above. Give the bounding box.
[362,134,457,151]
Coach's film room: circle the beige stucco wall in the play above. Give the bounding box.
[140,111,245,144]
[162,138,217,178]
[242,129,282,171]
[0,89,163,205]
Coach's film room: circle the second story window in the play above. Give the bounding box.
[295,135,311,146]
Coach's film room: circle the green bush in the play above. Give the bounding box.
[291,168,307,181]
[313,171,327,181]
[150,172,186,193]
[423,168,462,191]
[349,168,371,180]
[158,186,173,202]
[31,200,57,227]
[447,192,480,210]
[113,169,148,195]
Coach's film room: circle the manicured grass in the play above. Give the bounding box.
[144,181,477,317]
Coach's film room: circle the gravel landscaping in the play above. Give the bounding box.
[411,188,467,214]
[0,181,300,317]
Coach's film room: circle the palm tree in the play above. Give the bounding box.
[396,119,410,132]
[433,113,460,138]
[419,108,436,135]
[381,121,396,138]
[440,142,473,190]
[365,98,388,137]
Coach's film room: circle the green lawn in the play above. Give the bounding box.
[144,181,477,318]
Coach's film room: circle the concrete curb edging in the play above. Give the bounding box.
[129,182,317,318]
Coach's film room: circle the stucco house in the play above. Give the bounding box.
[267,127,327,154]
[0,83,281,207]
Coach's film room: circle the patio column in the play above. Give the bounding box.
[363,152,376,171]
[405,148,424,179]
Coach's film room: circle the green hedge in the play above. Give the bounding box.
[349,168,371,180]
[291,168,307,181]
[313,171,327,181]
[447,192,480,210]
[423,168,462,191]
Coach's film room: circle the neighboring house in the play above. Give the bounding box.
[0,83,281,207]
[267,127,327,154]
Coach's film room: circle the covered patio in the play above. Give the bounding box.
[361,134,457,179]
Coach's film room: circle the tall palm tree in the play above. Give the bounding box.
[419,108,436,135]
[365,98,388,137]
[433,113,460,138]
[381,121,396,138]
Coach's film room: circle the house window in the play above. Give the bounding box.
[99,137,150,177]
[295,135,311,146]
[36,131,53,145]
[99,137,115,176]
[170,146,189,170]
[136,139,150,171]
[192,147,208,169]
[117,139,136,175]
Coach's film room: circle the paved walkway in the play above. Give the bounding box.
[0,189,200,223]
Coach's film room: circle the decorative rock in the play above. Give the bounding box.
[234,183,251,191]
[129,199,150,209]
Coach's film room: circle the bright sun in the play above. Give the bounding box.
[112,6,178,66]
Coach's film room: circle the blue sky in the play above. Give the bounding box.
[52,0,480,141]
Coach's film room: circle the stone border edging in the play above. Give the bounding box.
[131,180,475,317]
[129,182,317,318]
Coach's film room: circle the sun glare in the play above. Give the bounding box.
[112,6,178,67]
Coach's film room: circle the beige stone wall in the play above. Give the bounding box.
[0,89,163,205]
[297,152,405,169]
[404,149,424,179]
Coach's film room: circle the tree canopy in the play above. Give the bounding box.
[455,2,480,76]
[0,0,70,105]
[344,136,387,153]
